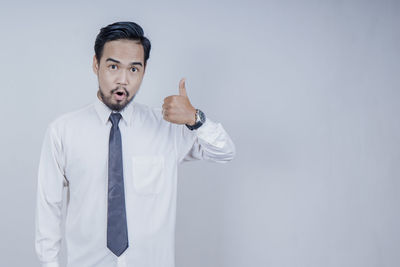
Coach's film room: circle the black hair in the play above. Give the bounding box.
[94,21,151,66]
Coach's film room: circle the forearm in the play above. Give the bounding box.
[35,125,66,267]
[178,117,236,163]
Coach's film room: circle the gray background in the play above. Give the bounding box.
[0,0,399,266]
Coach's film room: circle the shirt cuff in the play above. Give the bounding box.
[193,118,226,148]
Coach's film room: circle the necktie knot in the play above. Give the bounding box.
[109,113,122,126]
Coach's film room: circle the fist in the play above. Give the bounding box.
[162,78,196,125]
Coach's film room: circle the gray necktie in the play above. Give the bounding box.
[107,113,129,256]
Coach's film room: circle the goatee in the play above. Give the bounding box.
[97,87,135,112]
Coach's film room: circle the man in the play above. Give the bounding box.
[35,21,235,267]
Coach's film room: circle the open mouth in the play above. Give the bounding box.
[114,91,126,101]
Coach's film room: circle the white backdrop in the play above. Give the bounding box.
[0,0,399,266]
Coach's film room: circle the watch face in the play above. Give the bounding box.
[198,109,206,123]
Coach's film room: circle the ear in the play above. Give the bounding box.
[92,55,99,74]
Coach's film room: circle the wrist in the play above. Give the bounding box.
[185,108,206,130]
[187,108,197,126]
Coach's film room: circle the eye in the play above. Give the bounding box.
[109,64,117,70]
[131,67,137,72]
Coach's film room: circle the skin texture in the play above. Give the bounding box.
[92,39,196,125]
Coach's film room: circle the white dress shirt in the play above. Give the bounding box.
[35,96,236,267]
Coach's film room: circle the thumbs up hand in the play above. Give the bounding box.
[162,78,197,125]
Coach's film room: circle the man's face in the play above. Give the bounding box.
[93,39,146,111]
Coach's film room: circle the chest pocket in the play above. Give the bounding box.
[132,156,165,195]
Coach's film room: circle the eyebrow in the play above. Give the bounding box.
[105,57,143,67]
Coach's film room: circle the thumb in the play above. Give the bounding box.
[179,78,187,97]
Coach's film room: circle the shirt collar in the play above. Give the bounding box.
[94,95,135,126]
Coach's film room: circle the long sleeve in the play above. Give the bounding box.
[35,123,68,267]
[176,117,236,164]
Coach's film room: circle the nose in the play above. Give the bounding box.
[116,69,128,85]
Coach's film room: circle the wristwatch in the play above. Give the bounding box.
[185,109,206,130]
